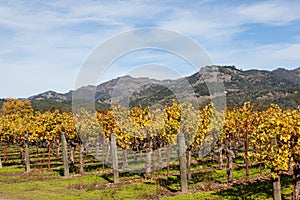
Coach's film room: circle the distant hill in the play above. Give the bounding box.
[26,65,300,112]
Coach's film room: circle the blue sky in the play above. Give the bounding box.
[1,0,300,98]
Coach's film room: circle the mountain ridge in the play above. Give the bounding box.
[25,65,300,111]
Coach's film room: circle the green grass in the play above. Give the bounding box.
[0,168,166,200]
[161,191,217,200]
[0,145,295,199]
[162,191,220,200]
[0,164,295,200]
[0,166,25,173]
[162,175,293,200]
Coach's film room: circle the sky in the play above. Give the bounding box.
[1,0,300,98]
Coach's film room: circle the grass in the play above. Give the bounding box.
[0,168,165,200]
[162,175,293,200]
[162,191,218,200]
[0,145,296,199]
[0,163,295,200]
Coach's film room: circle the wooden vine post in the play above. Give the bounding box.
[167,144,171,177]
[61,132,69,177]
[111,133,119,184]
[177,133,188,193]
[25,132,30,173]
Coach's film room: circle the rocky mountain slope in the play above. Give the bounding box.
[27,65,300,111]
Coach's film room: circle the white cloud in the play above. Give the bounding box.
[236,1,300,25]
[271,43,300,61]
[210,42,300,70]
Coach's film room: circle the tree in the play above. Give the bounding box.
[234,102,255,179]
[32,111,62,170]
[0,115,14,164]
[221,108,243,183]
[251,104,290,200]
[280,108,300,200]
[74,108,102,174]
[1,99,35,172]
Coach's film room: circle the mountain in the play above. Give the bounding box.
[28,65,300,111]
[218,66,300,109]
[28,90,72,102]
